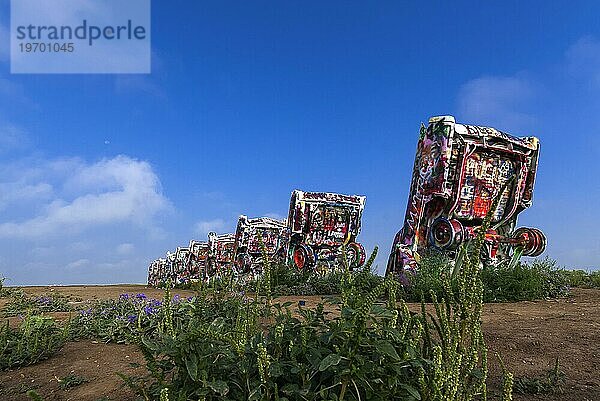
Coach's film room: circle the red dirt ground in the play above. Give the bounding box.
[0,285,598,401]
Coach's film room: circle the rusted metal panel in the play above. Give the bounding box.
[287,190,367,270]
[386,115,546,276]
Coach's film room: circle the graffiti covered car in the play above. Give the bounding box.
[187,239,210,281]
[147,258,163,287]
[155,251,176,285]
[207,232,236,276]
[386,115,546,276]
[168,251,178,281]
[173,247,191,284]
[287,190,366,270]
[234,215,288,275]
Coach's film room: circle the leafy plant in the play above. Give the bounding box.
[482,257,570,302]
[0,182,547,400]
[561,269,600,289]
[1,293,73,317]
[0,276,19,298]
[121,202,507,401]
[497,354,514,401]
[0,315,67,370]
[120,247,429,400]
[415,177,521,401]
[26,390,45,401]
[513,358,565,395]
[58,374,88,390]
[404,250,453,302]
[68,292,196,343]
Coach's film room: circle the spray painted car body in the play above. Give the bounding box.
[386,115,546,276]
[287,190,367,270]
[161,251,176,284]
[187,240,210,281]
[167,254,175,283]
[207,232,236,276]
[174,247,191,284]
[234,215,289,274]
[147,258,163,287]
[147,250,182,287]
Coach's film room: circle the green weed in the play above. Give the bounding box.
[0,315,66,370]
[58,374,88,390]
[1,293,73,317]
[513,358,565,395]
[482,258,570,302]
[561,269,600,289]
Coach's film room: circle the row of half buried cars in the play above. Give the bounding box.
[149,115,548,286]
[147,189,367,286]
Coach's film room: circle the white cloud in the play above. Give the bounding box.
[66,258,90,269]
[194,218,226,237]
[566,36,600,88]
[0,181,52,210]
[0,155,170,238]
[67,241,92,252]
[29,246,55,258]
[116,243,135,255]
[457,76,535,134]
[0,153,173,284]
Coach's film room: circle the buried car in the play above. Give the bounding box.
[207,232,236,276]
[147,258,164,287]
[234,215,289,275]
[287,190,366,270]
[187,239,210,281]
[174,247,191,284]
[386,115,546,276]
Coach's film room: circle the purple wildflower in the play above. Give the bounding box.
[119,293,130,300]
[79,308,92,316]
[136,293,147,300]
[144,305,156,315]
[127,314,137,323]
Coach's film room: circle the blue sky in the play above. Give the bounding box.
[0,1,599,285]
